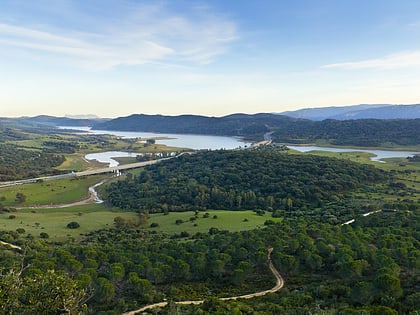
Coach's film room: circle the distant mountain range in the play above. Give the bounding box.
[91,113,299,137]
[16,115,110,127]
[280,104,420,120]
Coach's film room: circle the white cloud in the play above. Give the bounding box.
[322,51,420,70]
[0,3,238,70]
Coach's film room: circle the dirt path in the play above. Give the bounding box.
[121,247,283,315]
[15,180,107,210]
[0,240,22,250]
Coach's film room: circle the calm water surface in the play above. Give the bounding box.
[62,127,251,166]
[287,145,419,161]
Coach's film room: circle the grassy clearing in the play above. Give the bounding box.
[0,207,280,242]
[56,154,92,171]
[0,204,137,242]
[294,149,420,202]
[147,210,280,234]
[0,175,110,207]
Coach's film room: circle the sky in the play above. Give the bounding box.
[1,0,420,118]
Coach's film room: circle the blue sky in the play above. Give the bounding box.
[1,0,420,117]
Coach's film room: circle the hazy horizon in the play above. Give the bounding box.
[1,1,420,117]
[1,102,418,119]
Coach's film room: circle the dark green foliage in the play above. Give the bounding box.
[105,149,388,212]
[67,221,80,229]
[272,118,420,146]
[0,143,65,181]
[42,140,79,153]
[0,206,418,314]
[15,192,26,203]
[93,114,420,146]
[0,269,86,314]
[40,232,49,239]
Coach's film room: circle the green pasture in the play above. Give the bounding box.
[288,149,420,203]
[0,204,138,242]
[0,207,280,242]
[147,210,281,234]
[56,154,95,171]
[0,175,110,207]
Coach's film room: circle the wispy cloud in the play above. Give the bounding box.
[322,51,420,70]
[0,3,238,70]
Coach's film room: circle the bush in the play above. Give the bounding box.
[40,232,49,239]
[9,215,16,219]
[67,221,80,229]
[16,228,26,234]
[150,222,159,228]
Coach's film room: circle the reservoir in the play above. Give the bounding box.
[62,127,251,150]
[62,127,251,167]
[287,145,419,161]
[60,127,418,165]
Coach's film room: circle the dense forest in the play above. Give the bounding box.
[103,148,389,214]
[1,209,418,314]
[271,118,420,146]
[0,143,65,181]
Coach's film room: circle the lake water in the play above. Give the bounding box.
[60,127,419,165]
[287,145,419,162]
[61,126,251,150]
[85,151,139,167]
[61,126,251,167]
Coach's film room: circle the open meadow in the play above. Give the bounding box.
[0,205,280,242]
[0,204,138,242]
[0,174,110,207]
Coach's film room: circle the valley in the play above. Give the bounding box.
[0,117,419,314]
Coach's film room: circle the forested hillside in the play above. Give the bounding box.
[0,143,65,181]
[272,118,420,146]
[1,209,418,314]
[280,104,420,120]
[104,148,388,213]
[92,113,420,147]
[92,113,294,138]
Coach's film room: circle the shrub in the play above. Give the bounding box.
[40,232,49,239]
[67,221,80,229]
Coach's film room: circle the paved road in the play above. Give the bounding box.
[121,247,284,315]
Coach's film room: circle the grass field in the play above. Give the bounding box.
[147,210,281,234]
[0,204,138,242]
[0,206,280,242]
[56,154,94,171]
[0,175,110,207]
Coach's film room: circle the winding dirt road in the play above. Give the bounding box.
[121,247,284,315]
